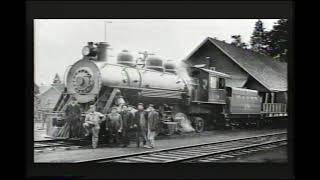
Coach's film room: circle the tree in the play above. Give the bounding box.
[231,35,248,49]
[264,19,289,62]
[52,73,62,85]
[250,19,267,54]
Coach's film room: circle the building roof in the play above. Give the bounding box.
[39,85,51,94]
[192,66,231,78]
[38,84,65,96]
[185,37,288,92]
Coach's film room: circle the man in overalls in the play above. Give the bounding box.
[106,106,123,146]
[83,105,105,148]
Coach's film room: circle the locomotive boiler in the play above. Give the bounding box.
[65,42,187,111]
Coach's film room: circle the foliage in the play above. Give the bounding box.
[250,19,268,54]
[231,35,248,49]
[264,19,289,62]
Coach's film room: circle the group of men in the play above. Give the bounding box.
[64,97,160,149]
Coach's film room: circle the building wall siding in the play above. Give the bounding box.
[244,76,269,92]
[275,92,287,104]
[186,41,249,88]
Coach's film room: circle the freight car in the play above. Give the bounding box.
[47,41,286,137]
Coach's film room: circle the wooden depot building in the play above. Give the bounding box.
[184,37,288,116]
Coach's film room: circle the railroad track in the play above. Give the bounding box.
[75,132,287,163]
[34,140,75,149]
[34,138,92,150]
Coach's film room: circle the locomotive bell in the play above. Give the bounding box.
[117,50,135,67]
[145,56,164,72]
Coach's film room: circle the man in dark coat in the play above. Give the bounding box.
[133,103,149,148]
[65,97,81,138]
[120,104,134,147]
[106,106,123,145]
[146,104,160,148]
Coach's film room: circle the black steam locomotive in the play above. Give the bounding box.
[50,42,287,136]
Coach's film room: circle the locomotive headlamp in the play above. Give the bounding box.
[82,46,91,56]
[82,44,98,57]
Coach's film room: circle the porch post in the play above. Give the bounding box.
[271,92,275,103]
[284,91,288,103]
[264,93,269,103]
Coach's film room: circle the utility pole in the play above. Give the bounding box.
[138,51,155,61]
[104,21,112,42]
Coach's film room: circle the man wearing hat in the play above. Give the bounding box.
[106,106,123,146]
[83,105,105,148]
[120,104,134,147]
[127,105,137,117]
[146,104,160,148]
[64,97,82,138]
[133,103,149,148]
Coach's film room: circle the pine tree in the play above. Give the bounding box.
[264,19,289,62]
[231,35,248,49]
[52,73,62,85]
[250,19,267,54]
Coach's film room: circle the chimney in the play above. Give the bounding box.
[205,56,211,69]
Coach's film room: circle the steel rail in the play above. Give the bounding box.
[169,139,287,163]
[194,141,287,162]
[75,131,287,163]
[34,138,92,149]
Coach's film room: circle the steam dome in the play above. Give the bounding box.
[145,56,164,72]
[117,50,135,67]
[164,61,176,73]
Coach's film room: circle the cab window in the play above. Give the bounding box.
[209,76,218,89]
[219,78,225,89]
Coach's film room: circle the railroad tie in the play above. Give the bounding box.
[200,158,221,162]
[119,157,160,163]
[150,154,186,160]
[218,154,235,158]
[170,150,207,155]
[132,155,168,162]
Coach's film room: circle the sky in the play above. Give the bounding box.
[34,19,279,85]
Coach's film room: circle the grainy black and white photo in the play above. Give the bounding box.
[34,19,288,163]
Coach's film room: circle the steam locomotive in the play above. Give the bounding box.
[51,41,286,136]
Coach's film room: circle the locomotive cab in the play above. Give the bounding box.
[185,65,231,131]
[189,65,230,103]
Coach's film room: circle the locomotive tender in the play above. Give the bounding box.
[51,41,285,136]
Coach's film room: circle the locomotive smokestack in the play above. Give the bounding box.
[97,42,109,62]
